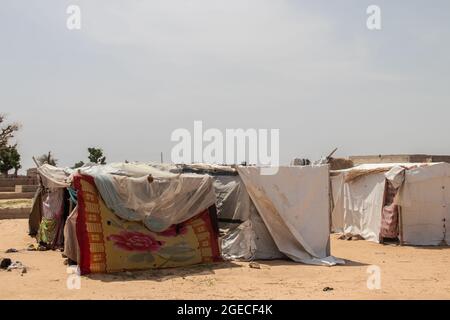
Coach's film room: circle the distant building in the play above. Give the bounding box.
[291,158,311,166]
[26,168,38,178]
[349,154,450,165]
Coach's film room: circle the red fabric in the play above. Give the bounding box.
[380,181,399,239]
[380,204,399,238]
[73,174,93,275]
[73,174,221,274]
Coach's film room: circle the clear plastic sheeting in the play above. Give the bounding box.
[37,162,217,233]
[114,173,215,232]
[90,171,216,233]
[79,162,177,179]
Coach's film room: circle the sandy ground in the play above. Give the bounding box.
[1,219,450,300]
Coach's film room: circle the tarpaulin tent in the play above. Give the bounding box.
[173,164,285,261]
[28,164,74,248]
[172,163,341,265]
[395,163,450,245]
[73,173,220,274]
[30,162,343,274]
[331,167,387,242]
[74,163,221,274]
[331,162,449,246]
[31,163,221,274]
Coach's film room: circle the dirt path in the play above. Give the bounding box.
[1,219,450,299]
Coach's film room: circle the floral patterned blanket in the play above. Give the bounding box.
[74,174,221,274]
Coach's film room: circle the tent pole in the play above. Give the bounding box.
[398,206,404,246]
[32,156,40,168]
[327,170,333,256]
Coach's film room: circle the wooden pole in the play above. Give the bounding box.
[398,206,404,246]
[32,156,40,167]
[327,168,333,256]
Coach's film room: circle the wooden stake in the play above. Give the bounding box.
[399,206,404,246]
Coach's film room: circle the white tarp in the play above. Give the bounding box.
[397,163,450,245]
[385,166,406,189]
[334,172,386,242]
[37,164,73,189]
[237,165,342,265]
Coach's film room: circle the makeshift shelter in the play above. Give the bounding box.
[174,164,284,261]
[331,163,450,246]
[395,163,450,245]
[170,163,340,265]
[29,164,73,248]
[30,162,341,274]
[74,163,221,274]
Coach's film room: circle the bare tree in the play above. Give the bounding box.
[0,114,21,176]
[0,114,20,148]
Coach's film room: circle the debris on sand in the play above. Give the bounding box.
[6,261,27,273]
[27,244,37,251]
[249,262,261,269]
[5,248,18,253]
[338,234,351,240]
[338,234,364,241]
[323,287,334,292]
[1,258,12,269]
[37,244,48,251]
[62,258,77,266]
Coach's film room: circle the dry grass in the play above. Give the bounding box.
[0,199,32,209]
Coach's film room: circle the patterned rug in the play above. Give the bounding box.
[74,174,221,274]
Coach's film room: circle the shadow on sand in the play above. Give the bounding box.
[86,261,242,283]
[410,245,450,250]
[259,259,368,268]
[86,256,368,283]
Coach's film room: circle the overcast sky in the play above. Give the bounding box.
[1,0,449,170]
